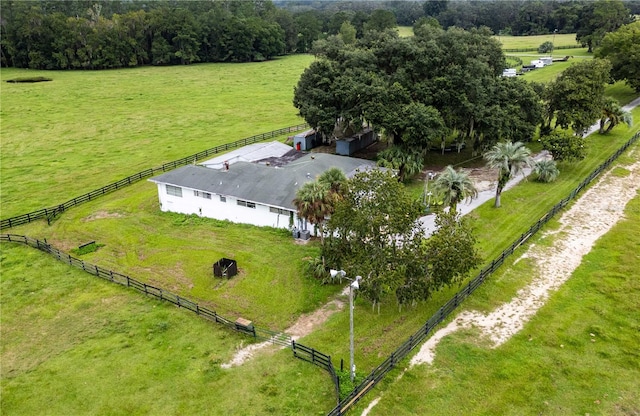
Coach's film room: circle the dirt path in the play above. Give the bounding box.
[411,157,639,365]
[221,286,348,368]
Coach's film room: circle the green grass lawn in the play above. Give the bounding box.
[357,189,640,416]
[14,178,335,330]
[0,243,336,415]
[0,54,315,218]
[496,33,580,49]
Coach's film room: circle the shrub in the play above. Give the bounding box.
[538,41,554,54]
[533,159,560,182]
[70,242,105,255]
[540,131,587,162]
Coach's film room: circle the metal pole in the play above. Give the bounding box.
[349,283,355,382]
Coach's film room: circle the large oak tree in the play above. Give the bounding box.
[596,21,640,92]
[293,25,542,178]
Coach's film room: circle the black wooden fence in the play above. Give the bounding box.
[293,340,341,400]
[0,233,336,376]
[0,123,309,230]
[326,130,640,415]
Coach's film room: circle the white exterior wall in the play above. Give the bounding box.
[155,184,297,229]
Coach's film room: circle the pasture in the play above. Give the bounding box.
[396,26,414,37]
[2,37,639,415]
[0,54,314,217]
[0,243,336,415]
[496,33,580,49]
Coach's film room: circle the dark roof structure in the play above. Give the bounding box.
[149,153,377,210]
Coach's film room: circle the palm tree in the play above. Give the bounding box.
[377,145,424,182]
[533,159,560,183]
[600,97,633,134]
[318,167,347,197]
[294,178,341,242]
[483,141,532,208]
[432,165,478,212]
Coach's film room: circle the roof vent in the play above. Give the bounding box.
[306,172,311,179]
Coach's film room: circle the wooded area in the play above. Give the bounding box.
[1,0,637,69]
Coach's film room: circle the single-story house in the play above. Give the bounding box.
[149,145,377,230]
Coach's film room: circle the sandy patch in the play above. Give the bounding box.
[84,210,124,221]
[410,159,639,366]
[221,340,278,369]
[220,286,348,367]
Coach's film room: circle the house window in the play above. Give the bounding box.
[194,190,211,199]
[269,207,289,215]
[237,199,256,209]
[220,196,226,203]
[166,185,182,197]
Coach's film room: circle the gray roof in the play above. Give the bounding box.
[200,141,292,169]
[149,153,377,210]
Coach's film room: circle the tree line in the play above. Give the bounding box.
[278,0,639,36]
[1,1,284,68]
[0,0,399,69]
[2,0,636,70]
[430,0,637,38]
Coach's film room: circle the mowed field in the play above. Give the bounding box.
[496,32,580,49]
[2,36,640,416]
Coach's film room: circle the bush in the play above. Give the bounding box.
[70,242,105,255]
[538,41,554,54]
[533,159,560,182]
[540,131,587,162]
